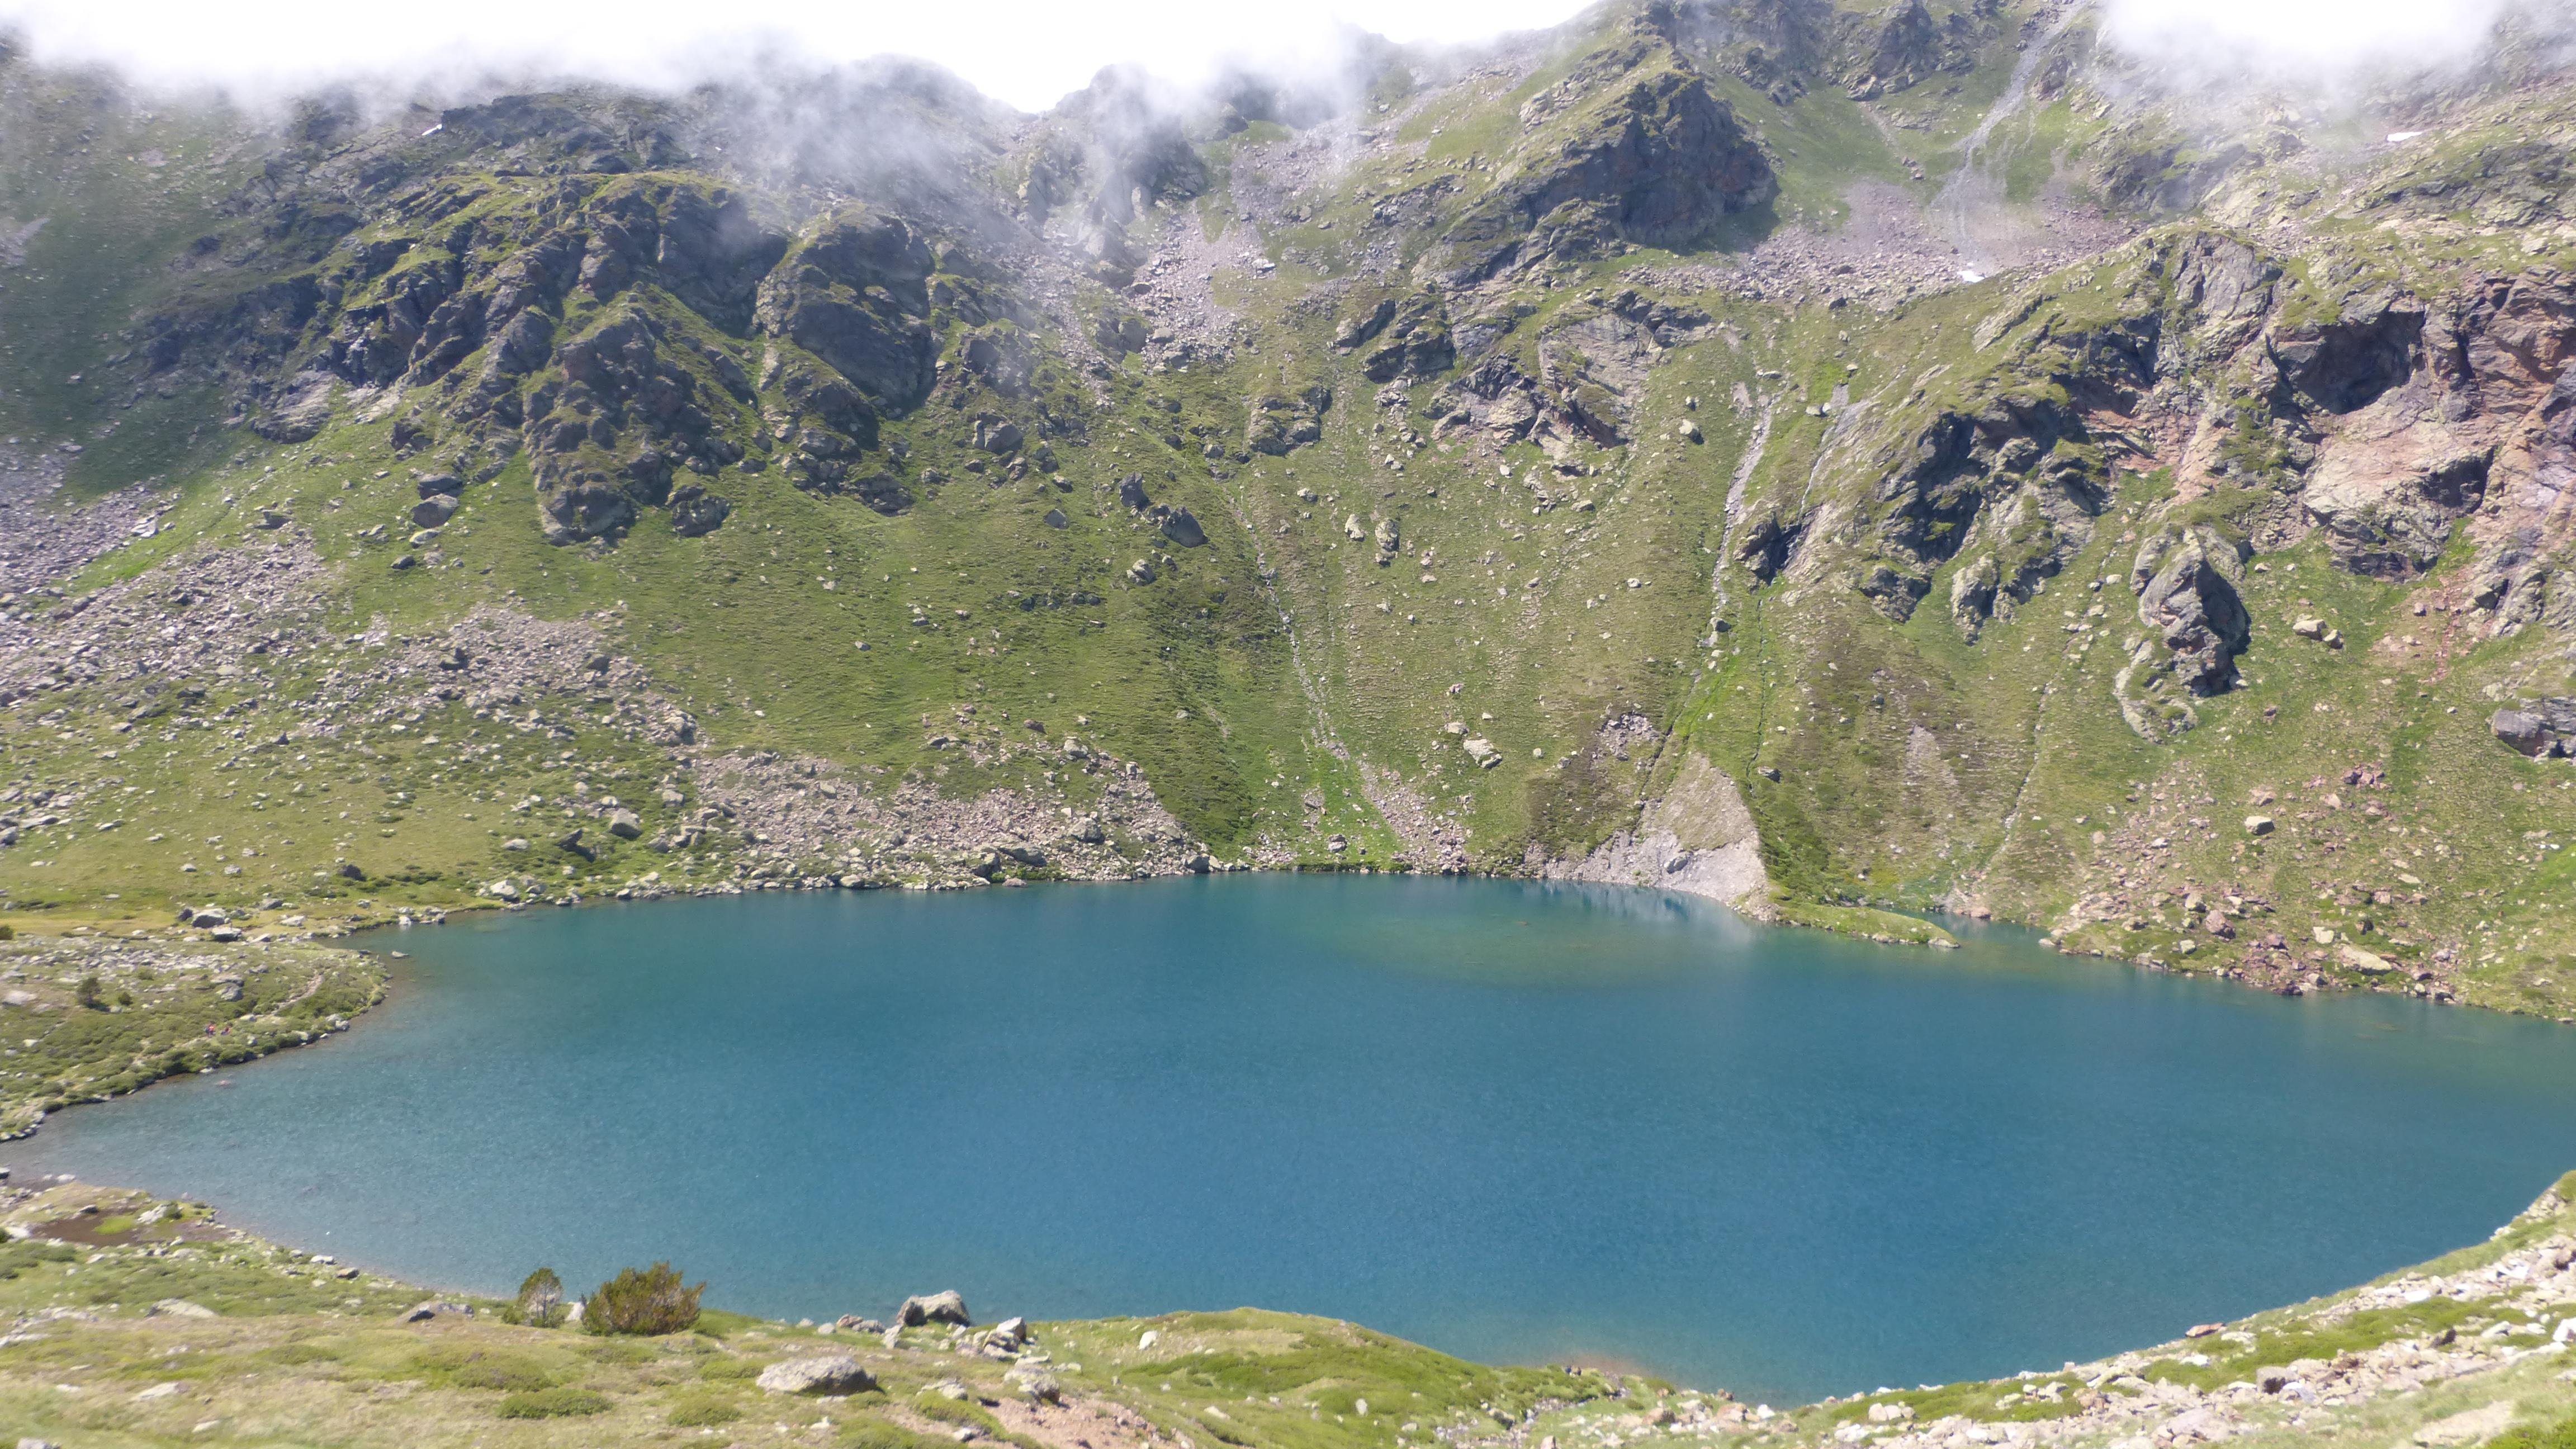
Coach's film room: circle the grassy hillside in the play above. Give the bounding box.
[0,0,2572,1018]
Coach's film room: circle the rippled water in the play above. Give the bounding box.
[9,877,2575,1401]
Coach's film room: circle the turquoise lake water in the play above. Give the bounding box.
[8,876,2576,1402]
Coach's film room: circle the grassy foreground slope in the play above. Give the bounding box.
[2,1171,2574,1449]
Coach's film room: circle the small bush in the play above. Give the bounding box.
[505,1266,566,1327]
[584,1261,703,1336]
[497,1386,611,1419]
[667,1392,744,1426]
[75,974,102,1010]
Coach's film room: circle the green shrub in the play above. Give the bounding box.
[75,974,102,1010]
[504,1266,566,1327]
[496,1386,611,1419]
[583,1261,703,1336]
[667,1392,744,1426]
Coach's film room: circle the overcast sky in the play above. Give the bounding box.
[0,0,2541,111]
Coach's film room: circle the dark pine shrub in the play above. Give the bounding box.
[583,1262,703,1336]
[508,1266,566,1327]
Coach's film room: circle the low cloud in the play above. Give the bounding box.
[2098,0,2527,80]
[0,0,1589,112]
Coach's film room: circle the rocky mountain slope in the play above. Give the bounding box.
[1,0,2574,1015]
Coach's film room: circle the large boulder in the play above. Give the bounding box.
[972,414,1024,453]
[2494,708,2555,756]
[669,483,730,537]
[757,1353,877,1396]
[2493,698,2576,756]
[1246,386,1330,456]
[538,474,638,544]
[755,209,937,411]
[897,1290,970,1327]
[2133,526,2251,695]
[1005,1363,1062,1403]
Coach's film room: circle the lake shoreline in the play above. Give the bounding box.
[11,877,2573,1401]
[0,855,2550,1153]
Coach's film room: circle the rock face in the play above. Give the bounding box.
[1246,386,1330,454]
[1541,751,1770,908]
[1422,11,1774,285]
[2133,527,2251,696]
[668,483,730,537]
[2272,290,2426,414]
[2493,698,2576,756]
[2303,448,2490,578]
[755,208,937,412]
[971,414,1024,453]
[1356,295,1455,383]
[756,1353,877,1395]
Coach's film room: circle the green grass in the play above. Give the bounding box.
[497,1385,613,1417]
[8,1172,2576,1449]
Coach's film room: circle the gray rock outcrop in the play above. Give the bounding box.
[897,1289,969,1326]
[757,1352,877,1395]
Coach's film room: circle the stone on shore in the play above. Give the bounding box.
[898,1289,970,1326]
[1005,1363,1063,1403]
[757,1352,877,1396]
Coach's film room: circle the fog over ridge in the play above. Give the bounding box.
[3,0,2565,117]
